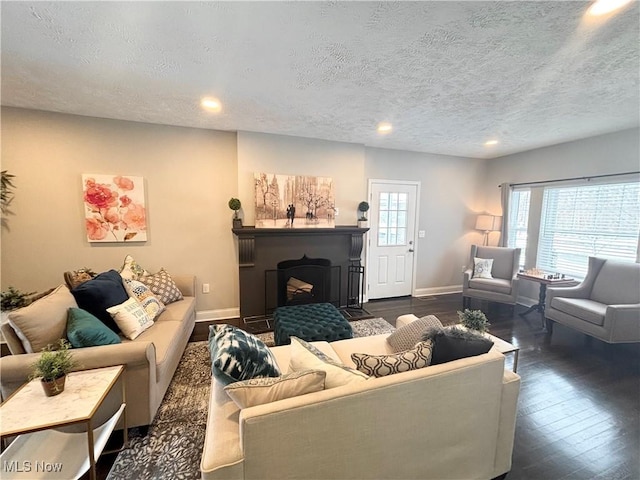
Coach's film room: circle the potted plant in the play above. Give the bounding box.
[1,170,16,215]
[29,339,77,396]
[229,198,242,229]
[357,201,370,227]
[1,286,35,312]
[457,309,490,333]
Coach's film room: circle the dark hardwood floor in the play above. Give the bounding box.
[98,294,639,479]
[366,294,640,480]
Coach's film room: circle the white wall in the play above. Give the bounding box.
[1,108,239,316]
[237,131,366,225]
[365,147,486,291]
[483,128,640,303]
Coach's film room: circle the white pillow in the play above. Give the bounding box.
[473,257,494,279]
[288,336,368,388]
[107,297,153,340]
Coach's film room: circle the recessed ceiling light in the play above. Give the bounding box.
[484,140,499,146]
[377,122,393,134]
[587,0,633,16]
[201,97,222,112]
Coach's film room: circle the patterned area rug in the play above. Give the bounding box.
[107,317,395,480]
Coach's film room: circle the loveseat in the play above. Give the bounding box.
[0,274,196,428]
[201,315,521,480]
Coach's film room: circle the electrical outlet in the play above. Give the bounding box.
[461,265,467,273]
[202,283,210,294]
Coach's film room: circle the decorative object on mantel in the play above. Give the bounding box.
[254,172,335,228]
[228,197,242,228]
[457,308,490,333]
[29,339,77,396]
[357,201,370,227]
[82,174,147,242]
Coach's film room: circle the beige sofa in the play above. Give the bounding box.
[0,275,196,428]
[201,314,521,480]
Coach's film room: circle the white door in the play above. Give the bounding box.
[367,181,419,299]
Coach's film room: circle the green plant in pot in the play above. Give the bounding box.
[30,339,77,397]
[228,197,242,229]
[1,286,35,311]
[358,201,370,225]
[457,309,490,333]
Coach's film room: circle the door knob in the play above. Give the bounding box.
[408,248,414,253]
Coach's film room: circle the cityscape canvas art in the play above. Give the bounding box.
[254,173,335,228]
[82,174,147,242]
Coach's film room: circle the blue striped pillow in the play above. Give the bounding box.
[208,324,281,385]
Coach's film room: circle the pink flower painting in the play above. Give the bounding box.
[82,174,147,242]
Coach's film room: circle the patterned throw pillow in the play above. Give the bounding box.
[107,297,154,340]
[224,369,326,408]
[288,336,369,388]
[139,268,183,304]
[123,279,166,320]
[386,315,443,353]
[473,257,494,279]
[208,324,281,385]
[351,340,433,377]
[118,254,150,280]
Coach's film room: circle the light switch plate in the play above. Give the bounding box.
[418,230,425,238]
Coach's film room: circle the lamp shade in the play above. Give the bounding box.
[476,214,502,231]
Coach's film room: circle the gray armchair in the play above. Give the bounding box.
[462,245,521,310]
[545,257,640,343]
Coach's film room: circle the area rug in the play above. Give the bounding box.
[106,317,395,480]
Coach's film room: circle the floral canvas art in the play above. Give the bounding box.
[82,174,147,242]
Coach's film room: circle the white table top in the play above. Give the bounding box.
[0,365,124,437]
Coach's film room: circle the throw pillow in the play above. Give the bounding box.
[139,268,183,304]
[351,340,434,377]
[123,278,166,320]
[473,257,494,279]
[107,297,153,340]
[288,336,369,388]
[7,284,77,353]
[224,369,326,408]
[422,326,494,365]
[63,268,98,290]
[118,254,150,280]
[71,270,130,333]
[208,324,281,386]
[66,307,121,348]
[386,315,443,353]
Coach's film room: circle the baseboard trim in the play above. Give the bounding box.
[414,285,462,297]
[196,308,240,322]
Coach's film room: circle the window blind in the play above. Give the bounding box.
[537,182,640,279]
[507,189,531,268]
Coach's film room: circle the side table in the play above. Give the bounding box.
[0,365,127,480]
[517,273,577,330]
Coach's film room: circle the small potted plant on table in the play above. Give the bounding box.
[229,198,242,229]
[457,308,490,333]
[30,339,77,396]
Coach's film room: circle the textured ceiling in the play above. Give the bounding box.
[1,1,638,159]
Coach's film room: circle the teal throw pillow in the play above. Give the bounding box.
[208,324,281,385]
[67,307,121,348]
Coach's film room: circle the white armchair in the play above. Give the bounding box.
[462,245,521,310]
[545,257,640,343]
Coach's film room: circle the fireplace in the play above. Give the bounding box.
[277,256,333,307]
[232,226,368,320]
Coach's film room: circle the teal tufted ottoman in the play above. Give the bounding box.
[274,303,353,346]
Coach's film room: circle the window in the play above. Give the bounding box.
[377,192,408,246]
[507,189,531,268]
[537,182,640,279]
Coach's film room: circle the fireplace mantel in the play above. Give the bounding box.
[232,226,369,319]
[232,226,369,267]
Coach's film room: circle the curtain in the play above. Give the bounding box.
[499,182,511,247]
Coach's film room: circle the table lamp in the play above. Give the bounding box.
[476,214,502,245]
